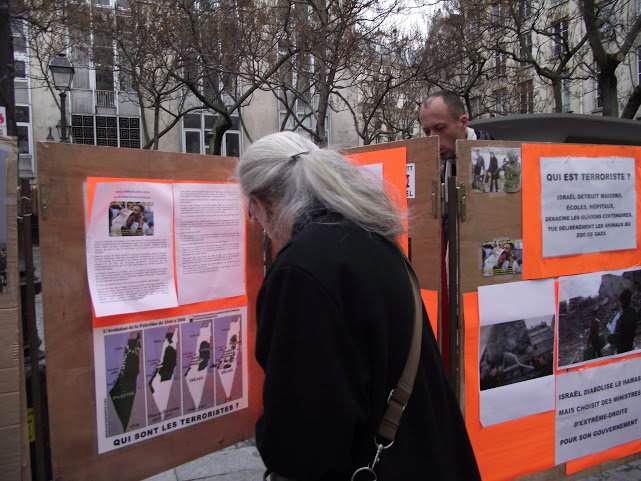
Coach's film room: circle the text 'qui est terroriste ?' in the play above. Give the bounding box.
[555,358,641,465]
[540,158,636,258]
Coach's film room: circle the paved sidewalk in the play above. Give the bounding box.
[143,440,265,481]
[143,439,641,481]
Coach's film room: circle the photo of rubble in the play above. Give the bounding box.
[557,267,641,368]
[479,315,555,391]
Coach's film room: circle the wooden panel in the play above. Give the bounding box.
[456,139,524,296]
[37,142,264,481]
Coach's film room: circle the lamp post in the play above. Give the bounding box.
[48,53,74,142]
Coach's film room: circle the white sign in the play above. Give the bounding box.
[477,279,556,426]
[555,357,641,465]
[0,107,6,136]
[540,156,636,258]
[406,163,415,198]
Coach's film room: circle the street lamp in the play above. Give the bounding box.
[48,53,75,142]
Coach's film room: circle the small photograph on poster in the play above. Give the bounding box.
[481,239,523,276]
[109,201,154,236]
[145,323,182,425]
[181,316,216,414]
[105,330,146,436]
[471,147,521,193]
[479,315,555,391]
[557,267,641,368]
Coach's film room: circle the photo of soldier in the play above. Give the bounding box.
[471,147,522,193]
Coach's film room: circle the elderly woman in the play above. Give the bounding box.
[237,131,480,481]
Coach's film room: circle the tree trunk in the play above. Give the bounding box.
[208,114,232,156]
[621,85,641,119]
[552,78,563,113]
[599,66,619,117]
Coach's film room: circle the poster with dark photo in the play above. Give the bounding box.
[479,315,555,391]
[557,267,641,369]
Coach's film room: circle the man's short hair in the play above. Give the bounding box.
[423,90,466,120]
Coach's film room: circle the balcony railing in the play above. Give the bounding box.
[96,90,115,108]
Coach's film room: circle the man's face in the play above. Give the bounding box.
[502,244,513,255]
[419,97,468,161]
[132,205,143,216]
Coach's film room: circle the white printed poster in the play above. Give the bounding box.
[174,183,246,305]
[407,163,415,198]
[555,357,641,465]
[86,182,178,317]
[94,307,249,453]
[540,156,636,258]
[477,279,556,426]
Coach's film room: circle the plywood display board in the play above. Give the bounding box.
[343,137,442,340]
[37,142,265,481]
[0,137,27,481]
[456,139,641,481]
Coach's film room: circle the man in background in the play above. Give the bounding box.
[419,90,493,184]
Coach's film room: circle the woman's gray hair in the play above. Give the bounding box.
[236,131,405,243]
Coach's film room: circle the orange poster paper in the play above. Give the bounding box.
[522,144,641,280]
[421,289,438,342]
[348,148,408,253]
[463,292,555,481]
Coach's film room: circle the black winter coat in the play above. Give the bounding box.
[255,218,481,480]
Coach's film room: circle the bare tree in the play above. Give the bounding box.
[495,0,590,113]
[580,0,641,117]
[168,0,294,154]
[417,2,496,118]
[338,26,423,145]
[268,0,407,146]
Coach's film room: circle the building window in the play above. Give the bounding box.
[519,33,532,67]
[599,2,616,41]
[11,20,27,54]
[182,112,240,156]
[518,80,533,114]
[554,19,568,55]
[14,60,26,78]
[519,0,532,18]
[15,106,31,154]
[71,115,141,147]
[93,32,115,106]
[470,96,482,118]
[494,48,506,76]
[492,3,503,26]
[494,88,508,116]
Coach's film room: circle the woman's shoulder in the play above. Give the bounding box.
[274,221,394,278]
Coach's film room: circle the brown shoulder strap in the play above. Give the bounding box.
[376,252,423,443]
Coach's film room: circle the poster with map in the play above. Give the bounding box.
[93,307,248,453]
